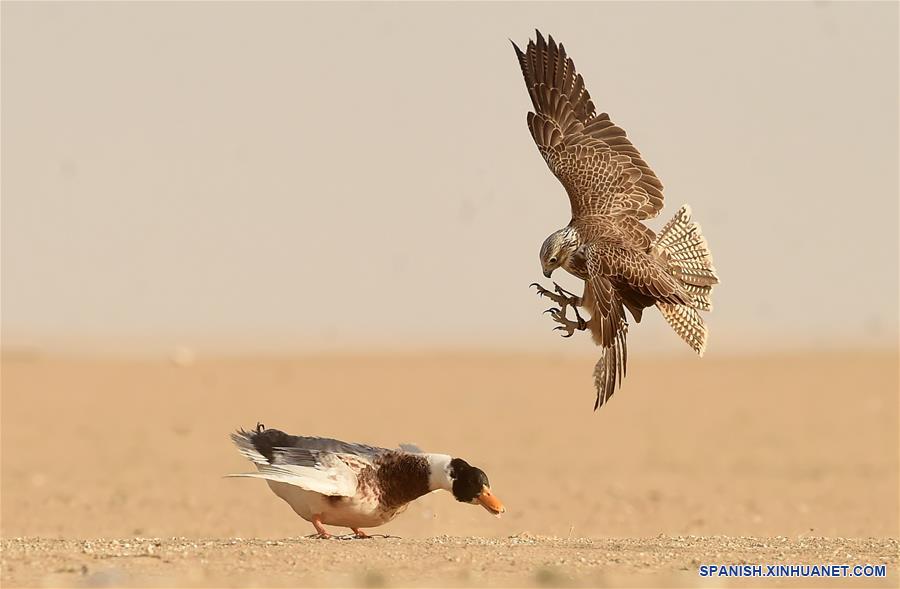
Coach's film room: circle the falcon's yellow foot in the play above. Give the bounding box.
[545,306,587,338]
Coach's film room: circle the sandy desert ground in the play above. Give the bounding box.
[1,351,898,587]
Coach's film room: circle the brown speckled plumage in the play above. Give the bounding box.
[513,32,719,410]
[361,452,432,511]
[320,453,431,524]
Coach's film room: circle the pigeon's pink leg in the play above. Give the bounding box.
[311,515,331,539]
[351,528,370,539]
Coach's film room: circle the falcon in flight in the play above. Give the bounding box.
[512,31,720,410]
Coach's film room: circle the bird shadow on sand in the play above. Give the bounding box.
[303,533,401,541]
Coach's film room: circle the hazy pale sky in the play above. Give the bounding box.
[2,1,897,354]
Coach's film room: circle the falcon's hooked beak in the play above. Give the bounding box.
[476,486,506,517]
[543,269,553,278]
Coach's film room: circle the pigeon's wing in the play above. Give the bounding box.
[232,427,390,462]
[227,442,361,497]
[225,457,359,497]
[270,434,390,462]
[228,428,380,496]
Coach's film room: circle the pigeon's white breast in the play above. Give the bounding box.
[265,480,401,528]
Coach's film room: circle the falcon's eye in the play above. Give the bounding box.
[549,256,558,264]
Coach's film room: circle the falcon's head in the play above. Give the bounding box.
[539,227,579,278]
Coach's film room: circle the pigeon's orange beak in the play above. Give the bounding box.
[476,486,506,517]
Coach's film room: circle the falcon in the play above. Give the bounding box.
[512,31,719,410]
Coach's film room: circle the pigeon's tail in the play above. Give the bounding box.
[654,205,719,356]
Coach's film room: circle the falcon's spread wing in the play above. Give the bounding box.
[590,244,690,306]
[512,31,664,224]
[514,32,719,409]
[584,250,629,409]
[582,242,693,408]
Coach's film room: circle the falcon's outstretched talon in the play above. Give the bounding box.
[553,282,580,302]
[550,281,582,308]
[533,282,578,310]
[548,307,587,337]
[531,282,560,303]
[554,325,574,338]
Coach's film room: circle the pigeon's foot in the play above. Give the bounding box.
[310,516,331,539]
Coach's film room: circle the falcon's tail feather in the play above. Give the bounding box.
[657,302,708,356]
[654,205,719,355]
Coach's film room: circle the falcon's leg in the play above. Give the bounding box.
[531,282,582,310]
[553,283,582,306]
[545,307,588,338]
[570,303,587,326]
